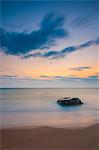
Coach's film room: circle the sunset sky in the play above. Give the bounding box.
[0,0,99,88]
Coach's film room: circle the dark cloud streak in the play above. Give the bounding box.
[26,37,98,59]
[42,37,99,59]
[70,66,91,71]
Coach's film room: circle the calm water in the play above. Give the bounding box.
[0,88,99,128]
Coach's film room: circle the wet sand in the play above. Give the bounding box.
[1,124,99,150]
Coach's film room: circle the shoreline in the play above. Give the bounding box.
[1,123,99,150]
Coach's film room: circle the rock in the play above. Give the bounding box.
[57,97,83,106]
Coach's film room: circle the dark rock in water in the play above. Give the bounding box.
[57,97,83,106]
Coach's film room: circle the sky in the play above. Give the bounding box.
[0,0,99,88]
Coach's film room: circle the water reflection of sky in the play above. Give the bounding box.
[0,88,99,128]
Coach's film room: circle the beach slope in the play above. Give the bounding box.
[1,124,99,150]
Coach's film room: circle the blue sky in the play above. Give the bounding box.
[0,0,99,88]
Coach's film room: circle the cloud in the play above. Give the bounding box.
[0,75,17,78]
[40,75,67,80]
[95,37,99,44]
[0,75,44,81]
[42,37,99,59]
[70,66,91,71]
[87,75,98,79]
[39,72,99,81]
[0,13,68,56]
[40,75,49,78]
[79,40,94,48]
[24,37,99,59]
[0,18,99,60]
[69,3,99,28]
[1,73,98,82]
[40,75,82,80]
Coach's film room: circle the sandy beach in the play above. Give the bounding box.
[1,124,99,150]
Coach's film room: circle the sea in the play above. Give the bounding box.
[0,88,99,128]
